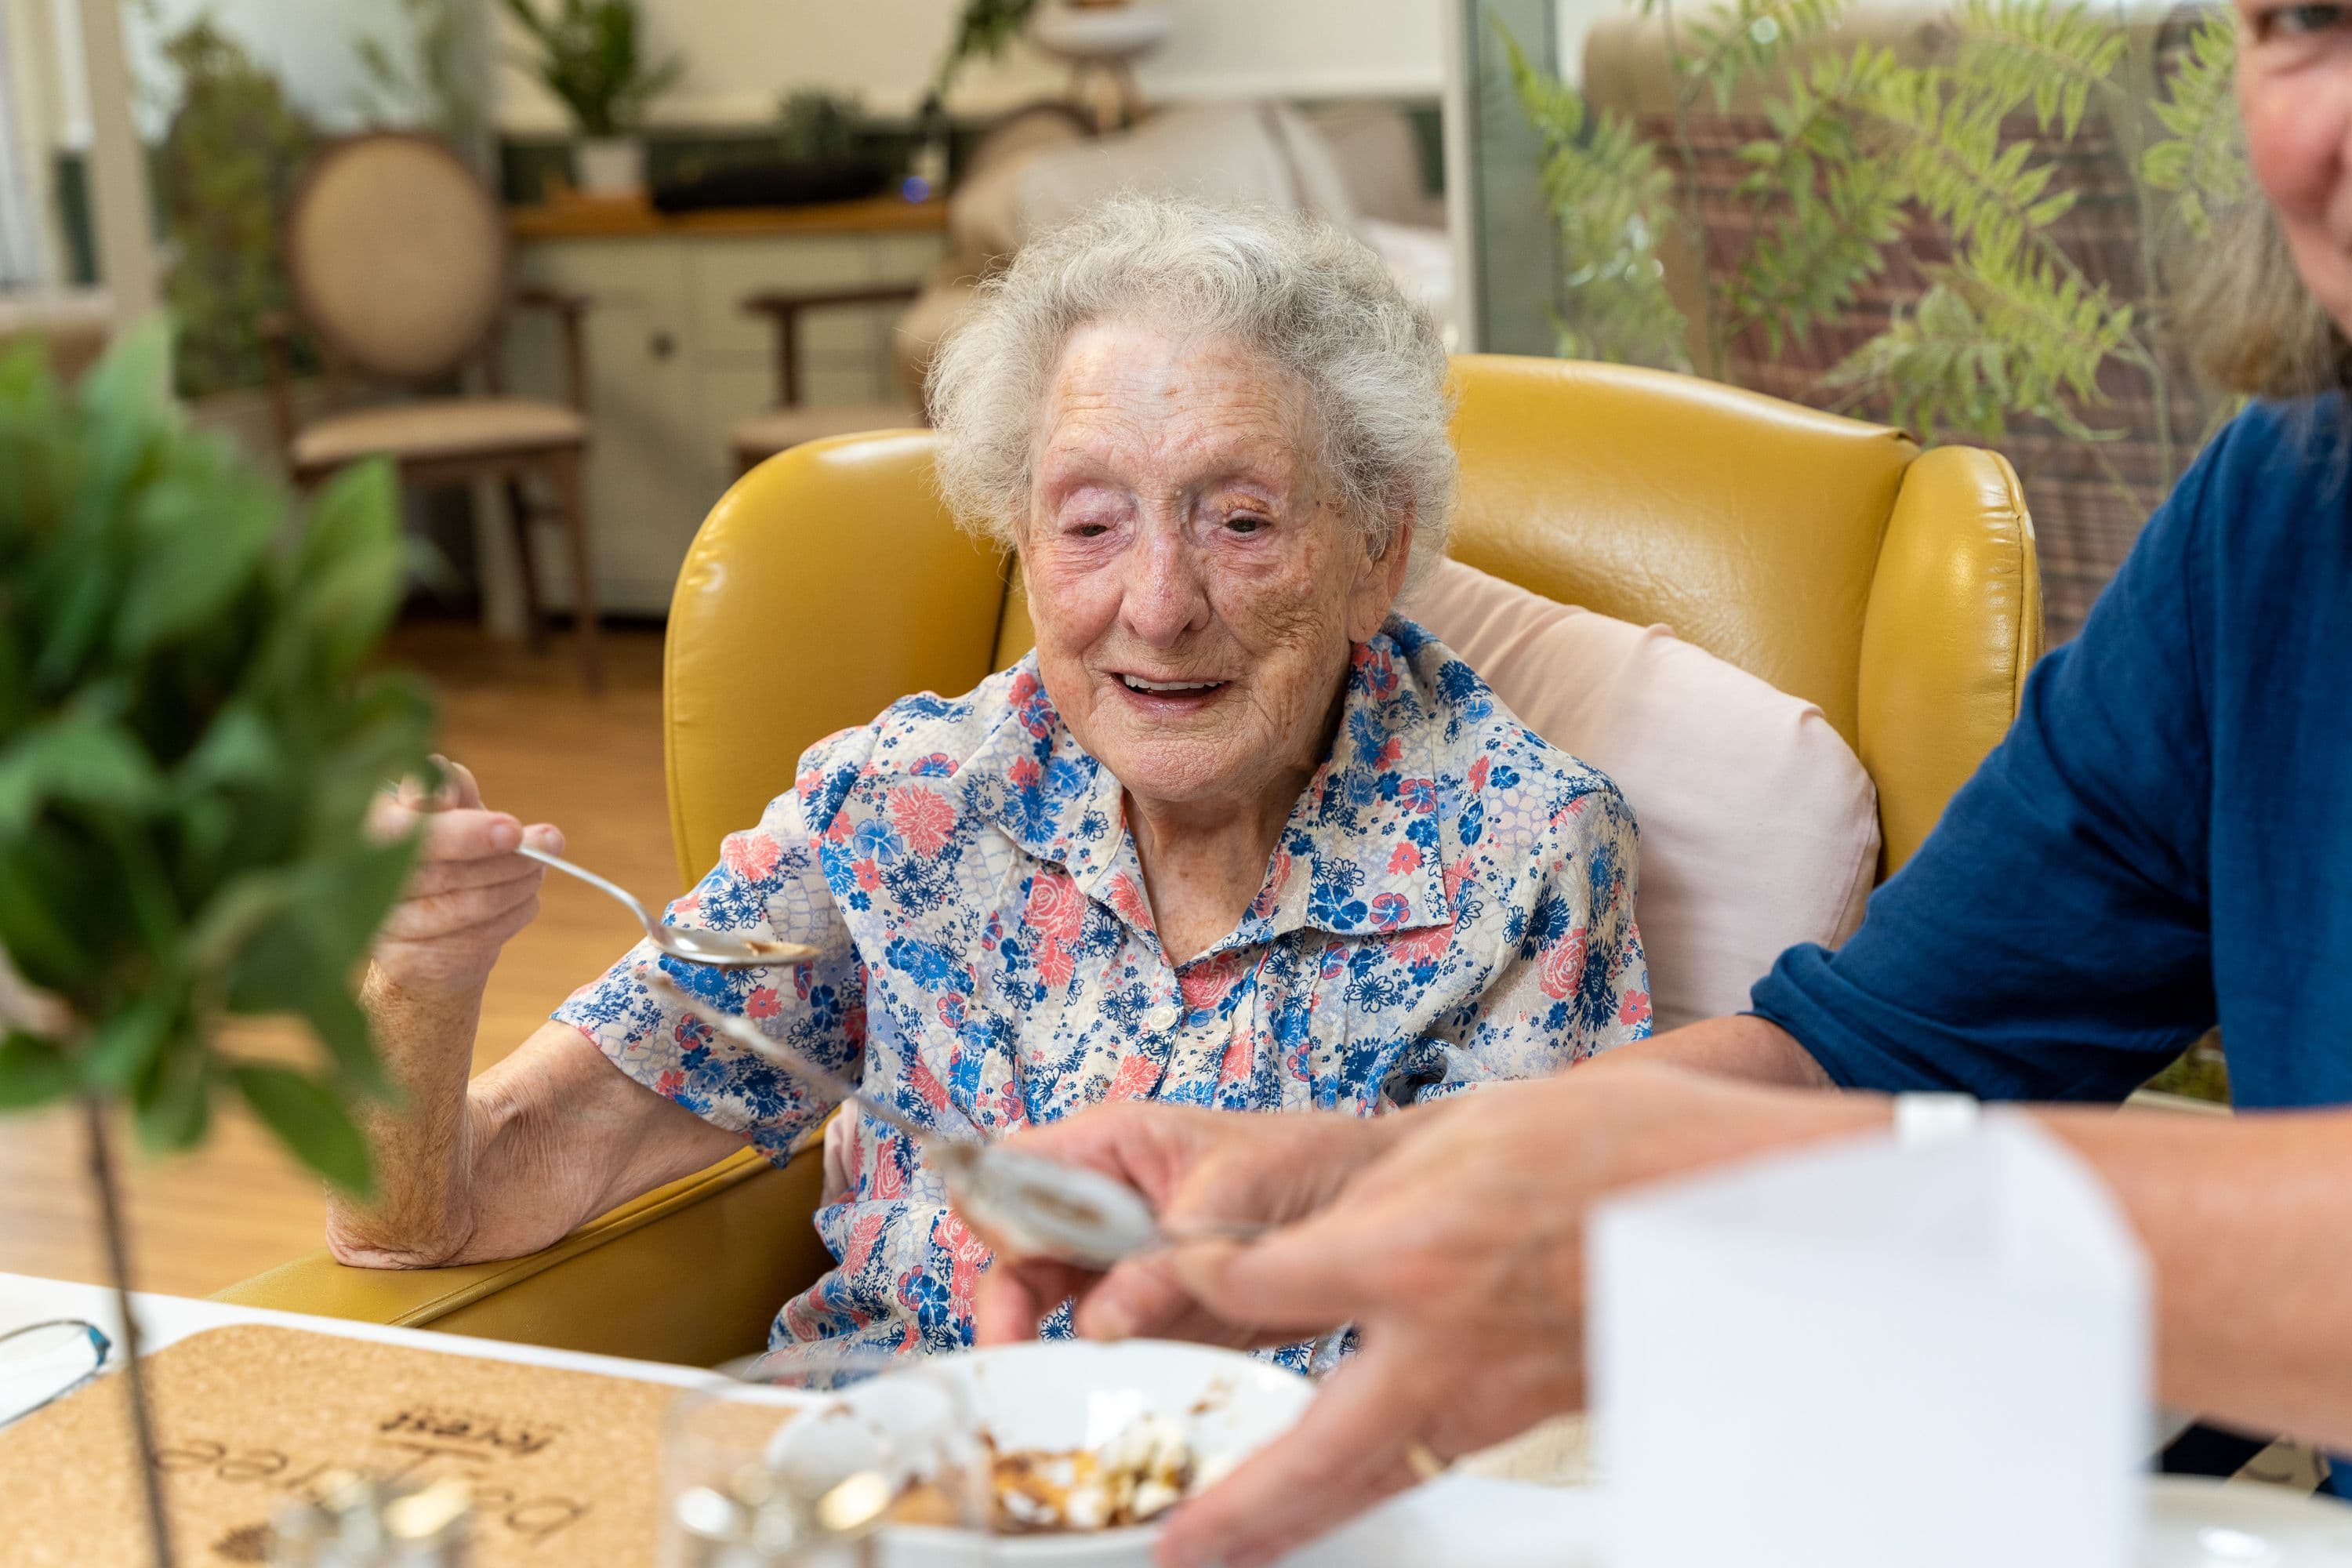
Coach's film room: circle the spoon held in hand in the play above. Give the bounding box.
[521,846,819,967]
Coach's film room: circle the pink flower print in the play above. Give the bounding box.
[906,1054,951,1112]
[1220,1025,1261,1086]
[1107,872,1156,933]
[668,893,701,916]
[1008,755,1043,789]
[1178,949,1248,1014]
[854,858,883,891]
[1388,925,1451,967]
[720,829,782,882]
[1374,734,1403,770]
[654,1068,687,1097]
[746,986,782,1019]
[1388,841,1422,876]
[937,992,967,1029]
[888,786,956,858]
[1397,778,1438,814]
[794,967,812,1000]
[1250,848,1293,920]
[1537,927,1589,1000]
[1036,935,1076,991]
[1025,870,1087,943]
[1442,855,1476,907]
[1108,1051,1161,1100]
[1370,891,1410,931]
[844,1211,888,1273]
[1619,989,1652,1028]
[1468,755,1491,791]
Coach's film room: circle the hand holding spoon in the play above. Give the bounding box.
[521,845,819,967]
[637,970,1258,1268]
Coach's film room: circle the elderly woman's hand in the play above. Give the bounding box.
[367,757,563,998]
[1123,1063,1884,1568]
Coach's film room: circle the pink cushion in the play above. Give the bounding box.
[1401,558,1878,1031]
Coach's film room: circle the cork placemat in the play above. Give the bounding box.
[0,1323,682,1566]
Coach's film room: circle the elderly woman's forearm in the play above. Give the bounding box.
[2041,1105,2352,1451]
[326,964,489,1266]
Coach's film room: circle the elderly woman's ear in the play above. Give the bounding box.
[1345,507,1417,644]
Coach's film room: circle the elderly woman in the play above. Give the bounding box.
[336,197,1649,1356]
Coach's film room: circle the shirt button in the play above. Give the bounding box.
[1149,1005,1179,1032]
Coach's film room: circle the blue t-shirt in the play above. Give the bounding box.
[1751,397,2352,1111]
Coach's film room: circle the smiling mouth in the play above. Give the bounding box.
[1117,674,1229,698]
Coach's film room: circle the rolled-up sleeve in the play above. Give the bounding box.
[553,729,870,1161]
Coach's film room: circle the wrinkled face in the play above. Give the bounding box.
[2238,0,2352,332]
[1019,320,1410,818]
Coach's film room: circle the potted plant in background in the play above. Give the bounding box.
[501,0,682,195]
[0,328,435,1564]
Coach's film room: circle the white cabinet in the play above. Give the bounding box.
[506,222,946,616]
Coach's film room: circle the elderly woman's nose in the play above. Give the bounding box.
[1119,532,1213,646]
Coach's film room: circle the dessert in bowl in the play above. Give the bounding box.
[768,1339,1315,1567]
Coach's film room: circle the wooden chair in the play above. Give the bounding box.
[261,132,603,689]
[725,103,1097,474]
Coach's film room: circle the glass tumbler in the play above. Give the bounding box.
[663,1343,989,1568]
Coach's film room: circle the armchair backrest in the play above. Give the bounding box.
[665,357,2042,892]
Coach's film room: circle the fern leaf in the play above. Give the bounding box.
[1955,0,2125,138]
[1500,23,1692,371]
[1681,0,1855,108]
[2141,9,2248,239]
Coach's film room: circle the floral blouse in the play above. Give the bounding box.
[554,617,1650,1357]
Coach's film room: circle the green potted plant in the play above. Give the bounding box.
[501,0,683,195]
[0,328,434,1564]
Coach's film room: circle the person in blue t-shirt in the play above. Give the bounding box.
[967,6,2352,1565]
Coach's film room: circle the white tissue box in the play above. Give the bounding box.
[1592,1116,2149,1568]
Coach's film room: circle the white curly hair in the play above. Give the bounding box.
[925,194,1456,591]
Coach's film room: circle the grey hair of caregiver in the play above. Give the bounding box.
[974,13,2352,1568]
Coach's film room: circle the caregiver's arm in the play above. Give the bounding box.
[2041,1102,2352,1448]
[326,767,737,1269]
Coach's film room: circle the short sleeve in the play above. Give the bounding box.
[1399,782,1651,1102]
[1748,418,2231,1101]
[553,728,870,1161]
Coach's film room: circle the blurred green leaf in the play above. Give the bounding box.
[0,712,167,836]
[115,453,278,659]
[132,1040,210,1152]
[0,1032,71,1109]
[83,993,179,1092]
[233,1062,373,1194]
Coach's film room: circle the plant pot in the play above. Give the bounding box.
[574,136,646,196]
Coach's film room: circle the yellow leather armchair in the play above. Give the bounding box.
[217,356,2042,1361]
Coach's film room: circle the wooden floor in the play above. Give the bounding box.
[0,623,680,1298]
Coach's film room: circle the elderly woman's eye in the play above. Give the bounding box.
[1225,514,1270,535]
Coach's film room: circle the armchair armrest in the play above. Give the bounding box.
[740,284,924,407]
[212,1142,833,1367]
[510,284,593,413]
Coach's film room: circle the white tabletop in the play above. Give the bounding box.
[12,1273,2343,1568]
[0,1271,1590,1566]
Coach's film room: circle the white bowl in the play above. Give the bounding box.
[877,1339,1315,1567]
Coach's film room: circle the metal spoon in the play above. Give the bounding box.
[638,970,1255,1268]
[521,845,820,968]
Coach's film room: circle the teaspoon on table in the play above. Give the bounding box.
[638,970,1267,1269]
[520,845,820,968]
